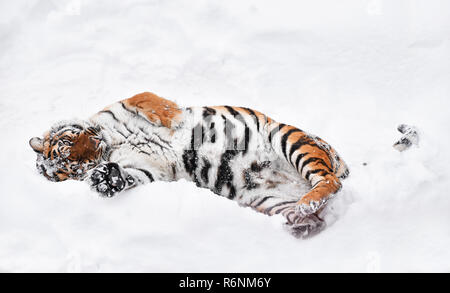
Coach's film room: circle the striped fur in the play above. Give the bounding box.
[30,92,349,238]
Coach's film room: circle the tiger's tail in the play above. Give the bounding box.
[335,157,350,180]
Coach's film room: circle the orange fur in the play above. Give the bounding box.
[237,107,273,124]
[298,174,341,204]
[68,132,101,162]
[274,124,342,208]
[121,92,182,128]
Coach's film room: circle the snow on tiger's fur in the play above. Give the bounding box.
[29,92,349,238]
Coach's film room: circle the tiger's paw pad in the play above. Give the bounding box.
[284,214,326,239]
[89,163,128,197]
[295,199,325,217]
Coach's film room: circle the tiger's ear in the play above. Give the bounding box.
[29,137,44,153]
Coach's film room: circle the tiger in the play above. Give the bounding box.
[29,92,349,238]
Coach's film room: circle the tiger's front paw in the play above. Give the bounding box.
[88,162,133,197]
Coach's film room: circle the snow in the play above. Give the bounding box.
[1,0,450,272]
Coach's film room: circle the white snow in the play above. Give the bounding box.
[1,0,449,272]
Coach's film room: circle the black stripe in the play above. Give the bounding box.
[214,150,238,198]
[228,183,237,199]
[249,197,261,205]
[135,168,155,182]
[139,135,167,151]
[243,170,258,190]
[224,106,250,151]
[268,124,286,144]
[225,108,251,154]
[312,179,325,188]
[99,110,119,122]
[183,124,203,186]
[120,102,156,126]
[208,122,216,143]
[274,205,291,215]
[294,152,309,171]
[264,201,297,214]
[222,115,236,150]
[250,160,271,172]
[339,167,350,179]
[120,102,136,114]
[191,123,204,150]
[241,125,251,154]
[122,122,134,135]
[300,157,333,175]
[253,196,275,207]
[183,126,205,187]
[182,150,200,186]
[202,107,216,118]
[200,158,211,185]
[224,106,240,117]
[85,127,98,136]
[117,130,129,139]
[305,168,329,181]
[241,107,260,131]
[171,164,177,179]
[285,210,296,224]
[281,128,302,161]
[70,124,84,131]
[289,136,316,163]
[152,132,171,147]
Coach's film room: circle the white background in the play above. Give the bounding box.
[0,0,449,272]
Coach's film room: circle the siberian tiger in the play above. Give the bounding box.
[29,92,349,238]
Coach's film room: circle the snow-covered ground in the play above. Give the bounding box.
[1,0,449,272]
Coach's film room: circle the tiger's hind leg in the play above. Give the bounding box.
[295,173,342,217]
[246,194,326,238]
[240,164,326,238]
[284,213,326,239]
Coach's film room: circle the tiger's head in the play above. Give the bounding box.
[29,120,107,182]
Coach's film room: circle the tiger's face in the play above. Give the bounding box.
[29,121,106,182]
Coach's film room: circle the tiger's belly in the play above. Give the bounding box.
[238,161,311,204]
[186,145,310,205]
